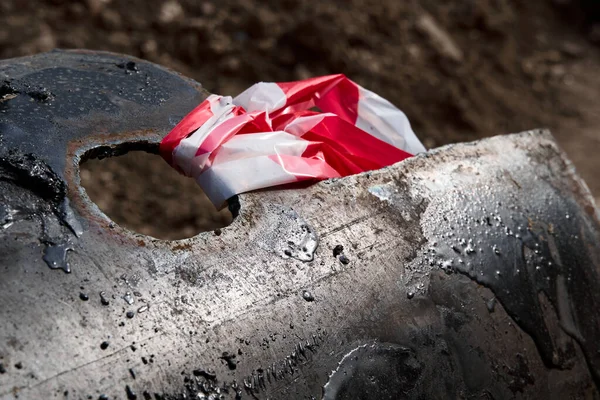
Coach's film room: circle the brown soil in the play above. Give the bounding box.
[1,0,599,239]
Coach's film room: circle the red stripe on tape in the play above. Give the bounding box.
[160,98,215,167]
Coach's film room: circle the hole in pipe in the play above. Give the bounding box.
[79,144,233,240]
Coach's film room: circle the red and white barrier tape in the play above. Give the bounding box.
[160,74,425,206]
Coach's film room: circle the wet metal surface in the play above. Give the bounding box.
[1,51,599,399]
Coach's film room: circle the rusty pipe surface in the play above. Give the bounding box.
[1,51,599,399]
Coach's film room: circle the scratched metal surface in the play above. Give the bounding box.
[1,51,599,399]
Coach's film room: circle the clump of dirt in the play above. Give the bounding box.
[1,0,599,239]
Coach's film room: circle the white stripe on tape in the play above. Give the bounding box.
[233,82,287,113]
[355,86,426,154]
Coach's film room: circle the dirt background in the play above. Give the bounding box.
[1,0,599,239]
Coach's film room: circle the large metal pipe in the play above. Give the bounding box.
[1,51,599,399]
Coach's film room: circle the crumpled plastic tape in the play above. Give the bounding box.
[160,74,425,206]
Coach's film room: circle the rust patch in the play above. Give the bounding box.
[172,242,192,251]
[64,129,162,241]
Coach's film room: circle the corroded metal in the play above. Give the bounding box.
[1,51,599,399]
